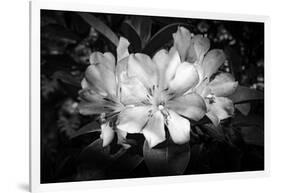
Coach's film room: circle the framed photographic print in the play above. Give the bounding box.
[30,0,270,192]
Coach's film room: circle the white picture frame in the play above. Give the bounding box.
[30,0,270,192]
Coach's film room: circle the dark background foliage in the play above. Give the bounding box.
[40,9,264,183]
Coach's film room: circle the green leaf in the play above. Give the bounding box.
[228,85,264,104]
[69,120,100,139]
[143,140,190,176]
[78,12,119,46]
[142,23,193,57]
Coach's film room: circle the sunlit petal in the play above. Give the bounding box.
[79,88,105,103]
[193,35,210,63]
[117,106,151,133]
[168,62,199,94]
[81,78,90,89]
[173,26,192,62]
[206,111,220,127]
[116,129,131,149]
[166,110,191,144]
[167,93,206,121]
[165,47,182,82]
[116,56,149,105]
[201,49,226,80]
[206,96,235,124]
[90,52,115,72]
[153,49,170,89]
[116,57,129,96]
[208,72,238,97]
[117,37,130,62]
[86,52,117,96]
[142,111,165,148]
[128,53,158,89]
[193,78,211,97]
[120,76,149,105]
[100,122,115,147]
[153,47,182,90]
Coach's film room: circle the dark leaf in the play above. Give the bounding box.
[123,16,152,48]
[240,125,264,147]
[228,85,264,104]
[142,23,193,56]
[78,13,119,46]
[120,22,142,52]
[70,120,100,139]
[235,103,251,116]
[52,71,81,89]
[224,46,242,79]
[233,113,264,128]
[77,138,127,179]
[200,123,226,142]
[41,24,81,44]
[79,138,126,163]
[143,140,190,176]
[108,152,144,177]
[232,113,264,147]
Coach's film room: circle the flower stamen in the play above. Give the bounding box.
[205,93,216,104]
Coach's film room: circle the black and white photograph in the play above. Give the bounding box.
[40,9,264,184]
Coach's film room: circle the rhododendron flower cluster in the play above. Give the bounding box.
[78,27,238,148]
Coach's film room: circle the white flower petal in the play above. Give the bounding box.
[193,78,211,97]
[166,110,191,144]
[78,101,112,115]
[116,57,129,96]
[206,111,220,127]
[172,26,192,62]
[165,48,182,82]
[168,62,199,94]
[86,52,117,96]
[117,106,151,133]
[81,78,90,89]
[79,88,104,103]
[206,96,235,123]
[116,56,149,105]
[120,76,149,105]
[90,52,115,72]
[153,49,170,89]
[167,93,206,121]
[78,89,118,115]
[116,129,131,149]
[201,49,226,80]
[117,37,130,62]
[153,47,182,90]
[100,122,115,147]
[142,111,166,148]
[128,53,157,89]
[208,73,238,97]
[193,35,210,63]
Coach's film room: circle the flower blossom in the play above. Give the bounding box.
[78,37,131,147]
[116,46,206,148]
[172,26,238,126]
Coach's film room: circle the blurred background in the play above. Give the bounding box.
[40,9,264,183]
